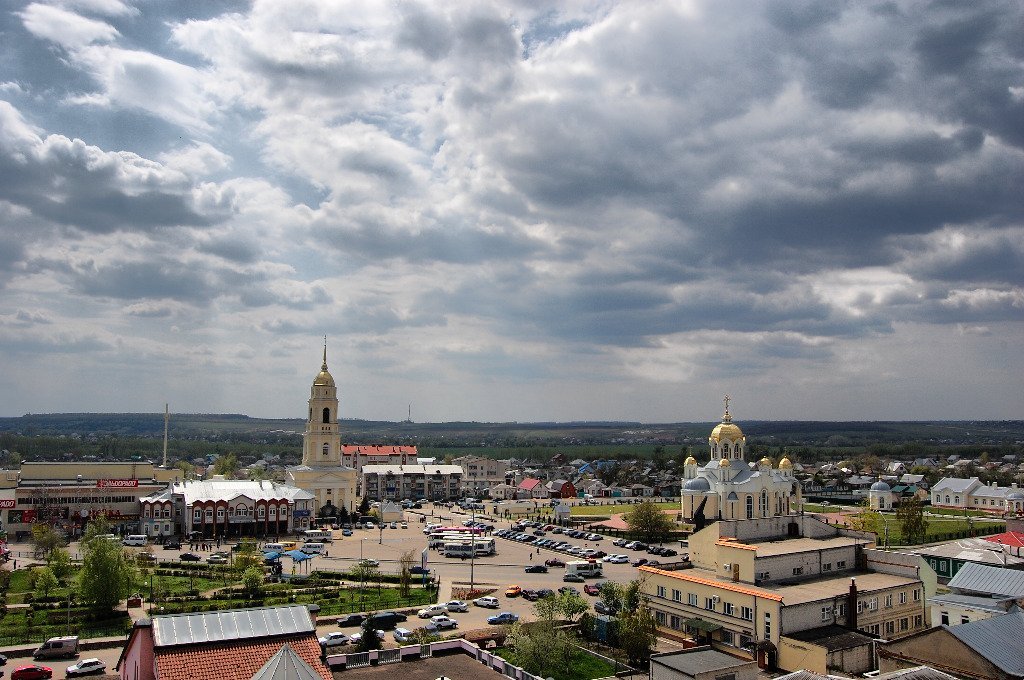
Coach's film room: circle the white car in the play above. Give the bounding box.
[430,615,459,630]
[444,600,469,612]
[67,658,107,676]
[474,596,500,608]
[349,630,385,643]
[603,554,629,563]
[393,627,414,643]
[318,631,351,649]
[418,603,448,618]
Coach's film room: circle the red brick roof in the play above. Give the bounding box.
[155,634,330,680]
[518,478,542,491]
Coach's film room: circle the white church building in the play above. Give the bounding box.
[681,399,801,524]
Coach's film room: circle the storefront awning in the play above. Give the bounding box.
[684,618,722,633]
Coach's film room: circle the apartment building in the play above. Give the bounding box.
[452,455,511,496]
[641,516,936,674]
[361,464,463,501]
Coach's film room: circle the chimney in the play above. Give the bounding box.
[848,578,858,630]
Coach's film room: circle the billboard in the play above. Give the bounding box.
[97,479,139,488]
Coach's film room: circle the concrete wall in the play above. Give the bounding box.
[879,629,1004,680]
[778,637,828,674]
[758,545,858,585]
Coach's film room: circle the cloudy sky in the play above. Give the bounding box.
[0,1,1021,424]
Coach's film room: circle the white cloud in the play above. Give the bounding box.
[18,2,119,48]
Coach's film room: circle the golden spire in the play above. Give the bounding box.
[322,335,328,369]
[722,394,732,422]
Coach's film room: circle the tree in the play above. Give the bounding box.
[358,497,371,516]
[896,497,929,544]
[78,517,137,612]
[31,523,65,558]
[232,540,264,576]
[848,499,883,536]
[242,566,264,596]
[174,460,194,480]
[338,506,351,525]
[350,561,379,588]
[624,501,675,544]
[47,547,73,584]
[212,452,239,477]
[34,567,58,600]
[398,550,414,597]
[355,615,383,652]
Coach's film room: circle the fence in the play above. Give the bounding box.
[0,618,132,647]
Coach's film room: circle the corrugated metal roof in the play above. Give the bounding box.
[947,561,1024,597]
[947,610,1024,676]
[929,593,1017,613]
[931,477,980,493]
[153,605,315,648]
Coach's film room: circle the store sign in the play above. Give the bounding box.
[0,500,15,509]
[97,479,139,488]
[293,510,311,518]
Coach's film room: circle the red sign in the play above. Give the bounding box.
[0,500,14,509]
[97,479,139,488]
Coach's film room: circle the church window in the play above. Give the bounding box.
[746,496,753,519]
[323,407,330,424]
[760,490,768,516]
[322,444,329,456]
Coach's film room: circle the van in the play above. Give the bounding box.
[33,635,79,659]
[301,542,325,555]
[264,543,285,552]
[123,535,148,546]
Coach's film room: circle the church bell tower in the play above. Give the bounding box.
[302,341,342,465]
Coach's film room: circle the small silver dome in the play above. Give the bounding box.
[683,477,711,492]
[870,480,891,492]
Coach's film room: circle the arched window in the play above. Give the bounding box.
[322,407,330,424]
[322,443,329,456]
[746,496,754,519]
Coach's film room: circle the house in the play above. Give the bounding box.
[516,478,546,499]
[907,538,1024,581]
[487,483,517,500]
[878,610,1024,679]
[116,605,331,680]
[630,483,655,497]
[649,645,758,680]
[544,479,576,498]
[888,462,908,475]
[931,478,1024,514]
[578,479,607,497]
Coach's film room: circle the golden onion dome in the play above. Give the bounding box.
[719,458,731,468]
[759,456,772,467]
[779,457,793,469]
[684,456,698,466]
[313,342,336,386]
[710,421,745,442]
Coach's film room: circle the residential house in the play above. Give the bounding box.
[888,462,908,475]
[453,455,511,496]
[931,478,1024,514]
[630,483,655,497]
[487,483,517,500]
[516,478,546,499]
[878,610,1024,679]
[544,479,577,499]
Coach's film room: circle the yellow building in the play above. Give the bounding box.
[641,516,936,674]
[285,344,358,520]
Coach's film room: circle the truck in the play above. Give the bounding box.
[565,559,603,578]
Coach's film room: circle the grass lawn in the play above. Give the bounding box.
[494,647,616,680]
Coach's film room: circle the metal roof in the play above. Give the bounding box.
[947,610,1024,676]
[947,561,1024,597]
[153,605,315,648]
[931,477,980,493]
[929,593,1017,614]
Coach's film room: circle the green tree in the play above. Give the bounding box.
[350,561,379,588]
[242,566,264,596]
[849,499,883,536]
[47,547,73,585]
[34,567,58,600]
[398,550,414,598]
[355,615,383,652]
[212,452,239,477]
[232,540,263,576]
[624,501,675,544]
[77,518,137,612]
[31,524,65,558]
[358,497,371,515]
[896,497,929,544]
[174,460,194,480]
[615,592,657,666]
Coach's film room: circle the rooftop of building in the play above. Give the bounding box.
[905,538,1024,567]
[782,624,875,651]
[946,561,1024,597]
[746,535,866,557]
[361,464,462,475]
[649,646,755,674]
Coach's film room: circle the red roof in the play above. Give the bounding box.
[343,445,418,455]
[984,531,1024,549]
[155,635,330,680]
[518,478,542,491]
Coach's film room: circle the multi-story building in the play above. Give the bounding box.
[452,455,510,496]
[930,478,1024,514]
[361,464,462,502]
[342,445,419,473]
[641,516,935,673]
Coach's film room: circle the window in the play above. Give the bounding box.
[792,567,803,576]
[688,593,698,606]
[837,560,847,568]
[673,589,682,602]
[885,621,895,635]
[884,594,893,608]
[746,496,754,519]
[217,508,225,520]
[257,506,266,518]
[940,611,949,625]
[205,508,213,520]
[869,597,878,611]
[194,509,201,520]
[757,571,770,580]
[764,612,771,638]
[961,616,969,624]
[760,490,768,516]
[914,615,923,628]
[857,601,864,614]
[954,496,960,504]
[669,615,682,630]
[657,586,666,598]
[322,443,329,456]
[838,604,847,616]
[741,606,753,621]
[705,597,716,611]
[821,606,832,622]
[945,495,950,504]
[900,617,909,631]
[913,589,920,602]
[724,602,735,616]
[822,562,832,571]
[899,591,907,604]
[739,635,752,650]
[655,611,666,625]
[719,630,734,646]
[869,624,880,636]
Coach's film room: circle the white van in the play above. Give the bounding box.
[264,543,285,552]
[33,635,79,659]
[301,542,325,555]
[123,535,148,546]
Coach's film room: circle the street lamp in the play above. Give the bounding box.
[470,505,476,594]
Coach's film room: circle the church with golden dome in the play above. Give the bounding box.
[681,397,801,524]
[285,343,358,518]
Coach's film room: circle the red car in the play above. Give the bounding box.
[584,584,600,596]
[12,665,53,680]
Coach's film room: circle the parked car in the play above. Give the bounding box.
[522,589,540,601]
[631,558,648,567]
[583,584,600,596]
[444,600,469,613]
[558,586,579,596]
[418,604,448,619]
[393,627,414,643]
[594,601,617,615]
[334,614,365,628]
[536,588,555,599]
[366,611,407,630]
[410,566,430,575]
[179,552,201,561]
[612,539,628,547]
[487,612,520,625]
[66,658,106,676]
[358,559,380,568]
[207,555,228,564]
[430,615,458,630]
[505,585,522,597]
[474,596,500,608]
[163,539,181,550]
[524,565,548,573]
[545,558,566,568]
[603,554,628,563]
[562,573,584,583]
[11,666,52,680]
[348,630,385,644]
[341,529,353,536]
[317,632,351,650]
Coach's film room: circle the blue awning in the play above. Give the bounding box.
[284,549,312,561]
[263,551,281,560]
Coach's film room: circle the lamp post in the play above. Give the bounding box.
[470,505,476,594]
